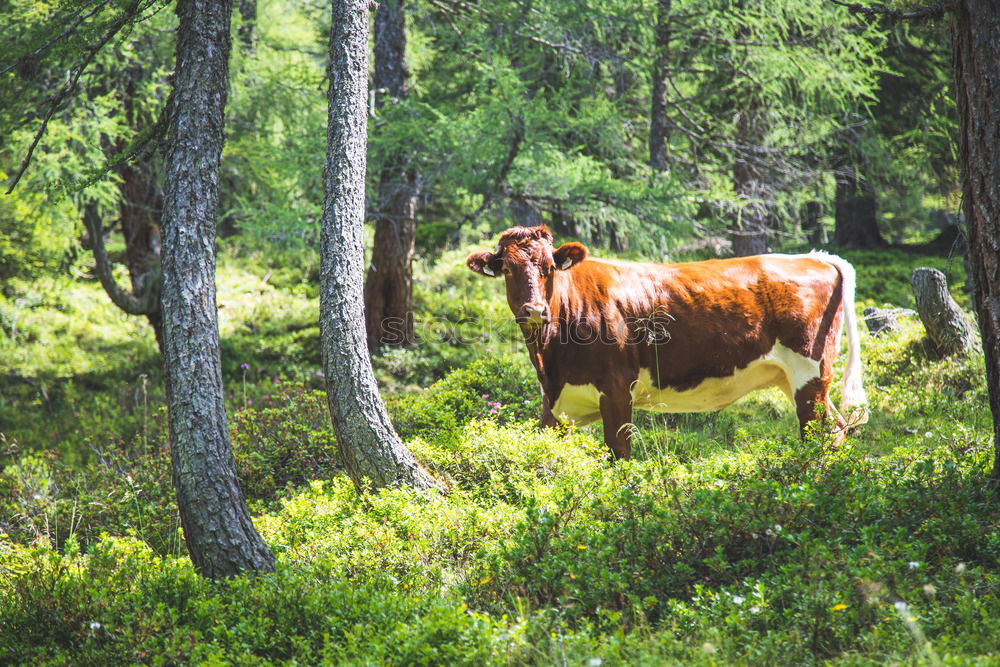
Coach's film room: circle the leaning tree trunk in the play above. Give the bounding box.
[322,0,439,492]
[364,0,419,351]
[161,0,274,578]
[648,0,672,172]
[834,165,886,249]
[952,0,1000,484]
[912,267,976,357]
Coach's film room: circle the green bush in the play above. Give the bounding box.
[387,352,540,444]
[230,381,341,504]
[0,535,502,666]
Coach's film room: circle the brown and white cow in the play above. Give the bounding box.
[467,226,867,459]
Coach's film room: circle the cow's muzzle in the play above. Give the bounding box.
[520,304,549,326]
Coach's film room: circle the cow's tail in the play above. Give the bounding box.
[813,252,868,418]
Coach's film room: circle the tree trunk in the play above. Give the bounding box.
[322,0,439,492]
[648,0,672,172]
[83,64,165,350]
[236,0,257,53]
[951,0,1000,484]
[117,158,164,349]
[803,200,824,246]
[364,0,419,351]
[834,166,886,248]
[912,267,976,357]
[731,151,769,257]
[161,0,274,578]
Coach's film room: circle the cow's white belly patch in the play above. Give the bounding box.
[550,343,821,422]
[551,383,604,425]
[633,343,821,412]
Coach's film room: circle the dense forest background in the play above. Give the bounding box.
[1,0,997,663]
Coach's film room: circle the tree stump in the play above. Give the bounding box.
[863,307,899,336]
[911,267,976,357]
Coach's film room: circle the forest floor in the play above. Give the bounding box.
[0,242,995,665]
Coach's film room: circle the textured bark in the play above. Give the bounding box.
[834,166,886,248]
[364,0,419,351]
[951,0,1000,482]
[161,0,274,577]
[322,0,439,492]
[912,268,976,357]
[648,0,672,172]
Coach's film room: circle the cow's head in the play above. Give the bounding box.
[466,226,587,326]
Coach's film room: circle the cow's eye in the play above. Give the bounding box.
[502,266,511,275]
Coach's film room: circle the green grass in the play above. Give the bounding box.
[0,243,995,664]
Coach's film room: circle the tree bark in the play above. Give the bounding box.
[322,0,439,492]
[161,0,274,578]
[834,165,886,248]
[648,0,672,172]
[912,267,976,357]
[364,0,419,351]
[951,0,1000,484]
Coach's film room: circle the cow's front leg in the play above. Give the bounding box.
[600,393,633,460]
[540,394,558,429]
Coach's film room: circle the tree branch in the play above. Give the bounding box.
[828,0,957,21]
[83,203,157,316]
[0,0,113,78]
[455,114,525,230]
[5,0,154,194]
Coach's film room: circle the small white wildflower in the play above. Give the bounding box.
[587,659,603,667]
[732,595,745,605]
[923,584,937,595]
[773,524,782,533]
[908,561,920,570]
[893,601,908,612]
[88,621,102,630]
[924,431,933,438]
[750,605,762,614]
[765,528,773,536]
[956,562,967,573]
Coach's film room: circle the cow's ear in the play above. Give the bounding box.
[466,250,504,277]
[553,242,588,270]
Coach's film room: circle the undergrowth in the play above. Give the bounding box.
[0,244,995,664]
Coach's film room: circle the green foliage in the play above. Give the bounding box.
[0,536,500,666]
[843,248,970,309]
[387,353,539,445]
[230,382,340,505]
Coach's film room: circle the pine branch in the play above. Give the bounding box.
[5,0,157,195]
[0,0,113,78]
[829,0,957,21]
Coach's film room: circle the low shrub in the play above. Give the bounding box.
[387,353,540,444]
[230,381,341,504]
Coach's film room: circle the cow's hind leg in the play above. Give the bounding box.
[600,393,633,460]
[794,377,847,446]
